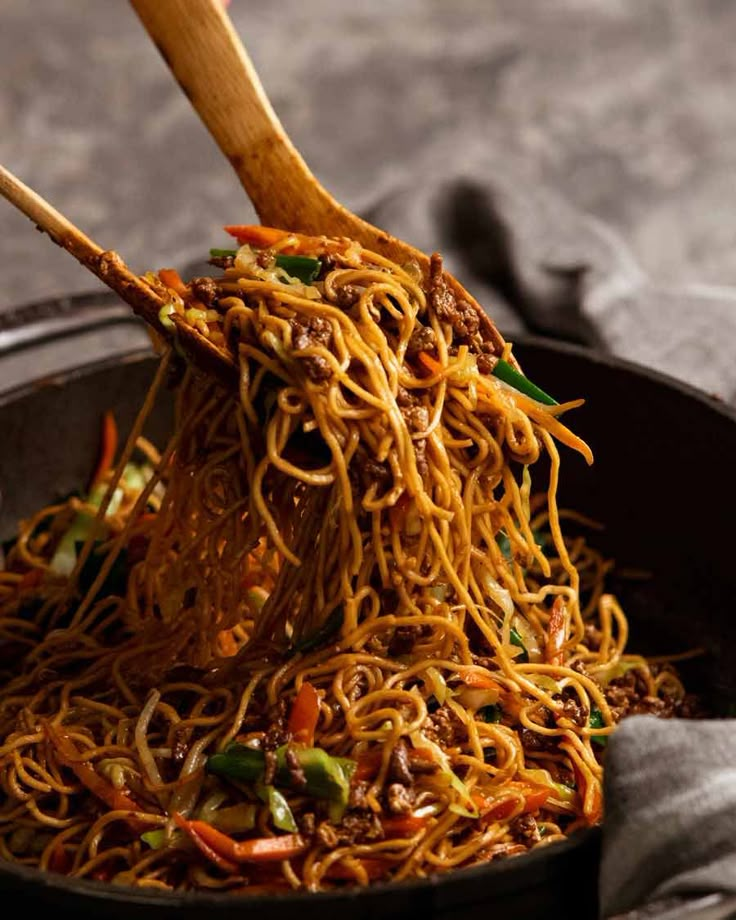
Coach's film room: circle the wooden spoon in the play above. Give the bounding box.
[129,0,507,356]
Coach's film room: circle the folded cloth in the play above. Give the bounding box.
[600,716,736,919]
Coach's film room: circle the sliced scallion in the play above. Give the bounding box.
[492,358,558,406]
[209,248,237,258]
[275,254,322,283]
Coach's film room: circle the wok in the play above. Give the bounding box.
[0,293,734,920]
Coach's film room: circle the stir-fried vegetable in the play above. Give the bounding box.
[509,626,529,663]
[491,358,558,406]
[173,813,307,870]
[256,785,298,833]
[287,681,321,747]
[206,742,355,808]
[275,253,322,283]
[589,707,609,746]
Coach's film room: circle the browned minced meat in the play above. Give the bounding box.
[556,687,588,727]
[520,726,558,755]
[388,739,413,784]
[401,404,429,434]
[289,315,334,382]
[605,669,680,721]
[388,625,429,658]
[386,783,415,815]
[477,353,495,375]
[426,254,480,340]
[299,812,317,837]
[348,780,370,810]
[334,284,362,309]
[510,814,541,846]
[208,255,234,270]
[190,276,219,307]
[406,324,436,356]
[284,746,308,792]
[256,248,275,269]
[317,813,384,848]
[350,452,392,495]
[424,705,467,747]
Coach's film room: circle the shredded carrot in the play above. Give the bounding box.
[511,391,594,465]
[173,813,306,865]
[89,410,118,489]
[158,268,188,298]
[224,225,348,257]
[545,596,567,666]
[381,814,428,838]
[287,681,320,747]
[417,351,445,377]
[458,667,504,692]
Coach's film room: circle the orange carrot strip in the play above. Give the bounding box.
[325,857,389,881]
[511,392,594,465]
[457,667,504,692]
[417,351,445,377]
[158,268,188,298]
[172,813,239,873]
[223,225,348,257]
[173,814,306,865]
[89,410,118,489]
[287,681,320,747]
[43,721,143,817]
[476,782,552,824]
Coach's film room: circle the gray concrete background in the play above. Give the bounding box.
[2,1,736,396]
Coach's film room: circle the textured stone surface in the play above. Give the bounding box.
[2,0,736,398]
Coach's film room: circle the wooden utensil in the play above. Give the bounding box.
[129,0,507,356]
[0,164,238,383]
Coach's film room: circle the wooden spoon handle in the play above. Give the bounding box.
[130,0,358,236]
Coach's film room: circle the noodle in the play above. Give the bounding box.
[0,227,700,892]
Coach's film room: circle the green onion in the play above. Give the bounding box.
[209,248,237,258]
[589,708,608,746]
[275,254,322,283]
[509,626,529,663]
[206,742,355,806]
[492,359,558,406]
[140,829,168,849]
[479,704,502,724]
[257,784,298,833]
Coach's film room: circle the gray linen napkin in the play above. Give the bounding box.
[600,717,736,919]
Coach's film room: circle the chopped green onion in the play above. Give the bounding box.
[209,248,237,258]
[275,254,322,284]
[589,707,608,746]
[140,829,168,849]
[257,784,298,833]
[509,626,529,663]
[492,358,558,406]
[206,742,355,806]
[479,704,502,724]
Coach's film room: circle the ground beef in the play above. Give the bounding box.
[317,813,384,848]
[414,438,429,479]
[519,726,558,754]
[556,687,588,727]
[397,386,420,408]
[388,626,427,658]
[388,739,413,785]
[256,248,274,269]
[401,403,429,433]
[348,780,370,810]
[299,812,316,837]
[263,749,278,785]
[424,705,467,747]
[387,783,415,815]
[406,325,436,356]
[604,670,668,720]
[477,353,494,375]
[510,814,541,846]
[289,316,334,382]
[190,276,219,307]
[334,284,362,309]
[208,255,234,270]
[291,315,332,351]
[284,746,308,792]
[350,452,392,495]
[427,254,456,321]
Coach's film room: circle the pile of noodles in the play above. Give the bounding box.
[0,229,691,893]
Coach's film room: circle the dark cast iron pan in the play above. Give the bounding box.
[0,294,734,920]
